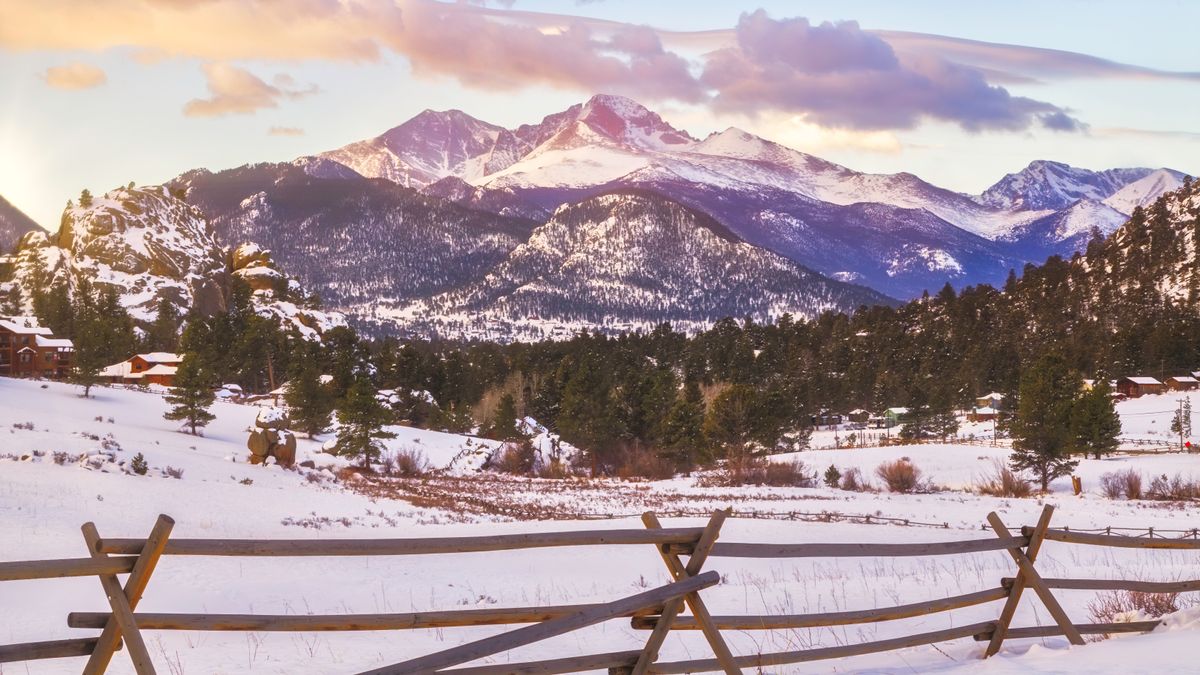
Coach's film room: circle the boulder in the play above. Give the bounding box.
[275,431,297,467]
[247,429,270,457]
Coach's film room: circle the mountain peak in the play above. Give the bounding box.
[979,160,1161,211]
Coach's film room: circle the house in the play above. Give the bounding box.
[812,410,843,427]
[1166,376,1199,391]
[1116,376,1165,398]
[0,316,74,379]
[974,392,1006,410]
[883,407,910,428]
[969,406,1000,423]
[846,409,871,424]
[100,352,183,387]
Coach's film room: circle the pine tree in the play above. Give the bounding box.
[68,278,104,396]
[334,378,396,468]
[1071,379,1122,459]
[145,299,181,352]
[823,464,841,488]
[659,379,706,468]
[1010,353,1079,491]
[163,356,216,435]
[285,354,334,439]
[485,392,522,441]
[79,189,93,208]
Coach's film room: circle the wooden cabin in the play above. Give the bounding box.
[1116,376,1165,398]
[0,316,74,379]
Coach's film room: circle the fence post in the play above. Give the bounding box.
[640,511,742,675]
[984,506,1083,658]
[82,515,174,675]
[629,510,726,675]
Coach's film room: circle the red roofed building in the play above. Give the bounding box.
[0,316,74,379]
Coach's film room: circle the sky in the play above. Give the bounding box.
[1,0,1198,229]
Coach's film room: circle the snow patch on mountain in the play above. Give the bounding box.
[1104,169,1189,215]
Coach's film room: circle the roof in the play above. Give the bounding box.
[885,407,909,415]
[136,352,183,364]
[0,316,53,336]
[142,364,178,376]
[100,361,137,378]
[34,336,73,349]
[977,392,1006,400]
[1122,376,1163,385]
[1169,376,1199,383]
[848,408,869,415]
[973,407,999,415]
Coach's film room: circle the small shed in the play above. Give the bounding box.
[969,406,999,423]
[1116,376,1164,398]
[846,409,870,424]
[974,392,1006,410]
[1166,376,1199,391]
[883,407,910,428]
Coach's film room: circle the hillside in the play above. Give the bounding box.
[0,184,344,338]
[384,191,892,340]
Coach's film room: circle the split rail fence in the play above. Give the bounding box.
[1,505,1198,674]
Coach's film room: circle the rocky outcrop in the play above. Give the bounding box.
[247,407,297,467]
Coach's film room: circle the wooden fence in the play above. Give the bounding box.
[1,505,1198,674]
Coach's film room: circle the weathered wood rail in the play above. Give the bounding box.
[1,505,1197,674]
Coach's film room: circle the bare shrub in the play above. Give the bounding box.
[875,458,924,493]
[1146,473,1200,501]
[975,460,1033,498]
[700,455,816,487]
[391,447,429,477]
[162,466,184,479]
[839,467,868,491]
[1100,469,1143,500]
[1088,590,1185,637]
[615,447,676,481]
[489,441,536,475]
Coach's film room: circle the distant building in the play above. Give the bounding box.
[0,316,74,379]
[969,406,1000,423]
[846,409,871,424]
[100,353,183,387]
[1116,376,1165,398]
[883,407,910,428]
[813,410,843,427]
[1166,376,1199,391]
[974,392,1006,410]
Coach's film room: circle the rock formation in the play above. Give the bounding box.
[247,407,297,467]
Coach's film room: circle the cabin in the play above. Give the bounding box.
[812,410,843,427]
[100,352,183,387]
[1116,376,1165,398]
[0,316,74,379]
[1166,376,1200,391]
[969,406,999,423]
[846,409,871,424]
[882,407,910,428]
[974,392,1006,410]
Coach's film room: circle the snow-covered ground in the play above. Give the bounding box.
[2,378,1199,674]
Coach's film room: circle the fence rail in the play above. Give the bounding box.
[2,506,1197,674]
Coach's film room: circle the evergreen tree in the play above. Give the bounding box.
[285,353,334,438]
[1010,354,1079,491]
[79,189,93,208]
[163,356,216,435]
[659,379,706,468]
[1170,397,1193,446]
[145,299,181,352]
[484,393,522,441]
[69,278,104,397]
[823,464,841,488]
[1071,379,1122,459]
[334,377,396,468]
[703,384,770,460]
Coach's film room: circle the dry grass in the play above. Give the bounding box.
[875,458,924,493]
[490,441,537,476]
[975,460,1033,498]
[699,456,816,488]
[1088,590,1186,637]
[615,446,676,481]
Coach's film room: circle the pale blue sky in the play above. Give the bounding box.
[1,1,1197,229]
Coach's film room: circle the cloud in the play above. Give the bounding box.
[390,2,704,103]
[184,63,318,117]
[41,62,107,89]
[268,126,305,136]
[700,12,1082,133]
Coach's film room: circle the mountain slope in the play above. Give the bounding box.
[171,161,538,314]
[0,185,344,337]
[384,191,893,341]
[0,194,41,254]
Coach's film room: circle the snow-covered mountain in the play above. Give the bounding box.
[382,191,891,341]
[0,185,344,338]
[0,194,41,254]
[314,95,1186,300]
